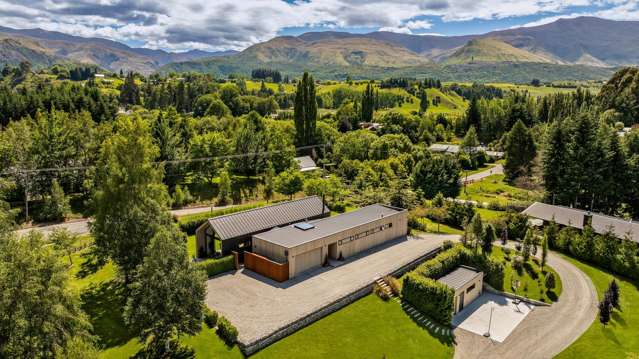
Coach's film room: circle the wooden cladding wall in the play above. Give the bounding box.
[244,251,289,282]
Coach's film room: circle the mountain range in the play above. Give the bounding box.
[1,17,638,81]
[0,26,234,74]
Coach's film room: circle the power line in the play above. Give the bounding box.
[0,143,330,176]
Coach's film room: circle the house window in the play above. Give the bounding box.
[466,283,476,293]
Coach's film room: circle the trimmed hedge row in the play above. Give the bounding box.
[178,202,266,234]
[402,273,454,325]
[415,244,504,290]
[195,255,235,277]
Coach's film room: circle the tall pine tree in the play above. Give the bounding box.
[360,83,374,123]
[419,89,429,114]
[504,120,536,181]
[543,121,568,204]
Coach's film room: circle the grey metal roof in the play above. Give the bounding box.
[295,156,318,172]
[437,266,482,290]
[523,202,639,243]
[522,202,586,229]
[253,204,404,248]
[205,196,329,240]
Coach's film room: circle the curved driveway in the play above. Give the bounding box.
[454,250,598,359]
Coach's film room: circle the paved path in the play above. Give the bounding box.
[453,250,598,359]
[15,204,222,237]
[205,233,460,346]
[462,164,503,184]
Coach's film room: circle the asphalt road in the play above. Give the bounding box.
[453,250,598,359]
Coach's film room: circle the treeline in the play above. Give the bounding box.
[251,68,282,83]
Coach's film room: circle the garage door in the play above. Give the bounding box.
[294,248,322,276]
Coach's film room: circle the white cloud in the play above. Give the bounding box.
[0,0,636,51]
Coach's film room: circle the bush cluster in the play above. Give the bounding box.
[216,317,238,346]
[195,256,235,277]
[550,226,639,280]
[402,273,454,325]
[373,283,391,301]
[203,307,218,328]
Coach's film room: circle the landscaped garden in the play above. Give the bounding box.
[458,174,541,206]
[557,256,639,358]
[489,246,562,303]
[251,295,454,359]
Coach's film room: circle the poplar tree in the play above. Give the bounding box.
[543,121,568,203]
[360,83,375,123]
[294,72,317,146]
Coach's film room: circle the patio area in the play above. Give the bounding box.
[452,292,535,343]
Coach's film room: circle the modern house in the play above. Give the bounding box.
[295,156,319,172]
[523,202,639,243]
[195,196,329,258]
[438,266,484,314]
[429,143,504,159]
[247,204,408,281]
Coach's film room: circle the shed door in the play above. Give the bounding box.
[294,248,322,276]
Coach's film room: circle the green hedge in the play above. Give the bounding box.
[178,202,266,234]
[402,273,454,325]
[415,245,504,290]
[203,307,218,328]
[195,255,235,277]
[217,316,238,346]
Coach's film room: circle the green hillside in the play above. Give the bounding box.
[443,38,555,64]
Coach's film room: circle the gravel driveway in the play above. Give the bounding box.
[453,250,598,359]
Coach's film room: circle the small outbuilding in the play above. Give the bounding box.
[249,204,408,281]
[295,156,319,172]
[438,266,484,314]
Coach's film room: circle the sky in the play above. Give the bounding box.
[1,0,638,52]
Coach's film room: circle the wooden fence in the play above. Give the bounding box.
[244,251,289,282]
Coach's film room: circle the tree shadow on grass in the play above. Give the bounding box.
[81,279,135,349]
[132,340,195,359]
[546,290,559,302]
[76,248,107,279]
[400,302,455,346]
[611,311,627,328]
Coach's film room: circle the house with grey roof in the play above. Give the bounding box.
[429,143,504,159]
[195,196,329,258]
[249,204,408,280]
[437,266,484,314]
[295,156,319,172]
[523,202,639,243]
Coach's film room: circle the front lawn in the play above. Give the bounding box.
[557,256,639,358]
[490,246,562,303]
[251,295,453,358]
[65,236,242,358]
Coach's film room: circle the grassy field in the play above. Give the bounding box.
[490,246,562,303]
[252,295,454,359]
[557,256,639,358]
[245,80,295,93]
[417,217,464,235]
[65,237,242,358]
[459,174,541,205]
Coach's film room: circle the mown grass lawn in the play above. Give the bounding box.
[251,295,454,359]
[557,256,639,358]
[417,217,463,235]
[458,174,541,205]
[66,237,242,358]
[490,246,562,303]
[475,208,507,221]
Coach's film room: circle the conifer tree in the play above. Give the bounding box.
[360,83,374,123]
[419,89,429,114]
[294,72,317,146]
[504,120,536,180]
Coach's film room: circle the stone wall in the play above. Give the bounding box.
[239,242,442,356]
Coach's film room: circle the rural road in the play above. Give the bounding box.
[462,164,504,184]
[15,204,226,237]
[453,250,598,359]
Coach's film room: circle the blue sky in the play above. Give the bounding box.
[0,1,637,51]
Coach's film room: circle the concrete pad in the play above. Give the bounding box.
[205,234,458,346]
[452,292,534,343]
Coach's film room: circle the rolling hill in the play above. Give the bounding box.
[0,26,233,74]
[441,38,558,64]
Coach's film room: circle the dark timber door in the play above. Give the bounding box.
[459,292,465,312]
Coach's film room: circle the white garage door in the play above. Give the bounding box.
[294,248,322,275]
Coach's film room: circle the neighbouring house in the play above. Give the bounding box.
[295,156,319,172]
[429,143,504,159]
[523,202,639,243]
[437,266,484,314]
[195,196,329,258]
[248,204,408,281]
[94,73,105,78]
[360,122,382,131]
